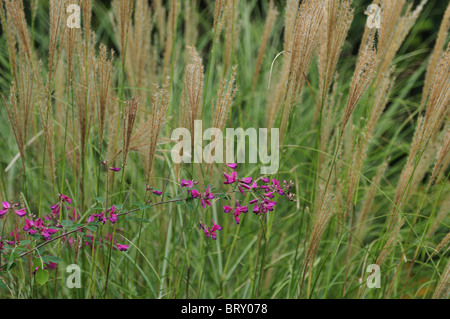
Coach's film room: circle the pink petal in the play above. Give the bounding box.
[2,201,11,210]
[15,208,27,217]
[116,244,130,252]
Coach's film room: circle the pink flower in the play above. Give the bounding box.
[209,219,223,240]
[153,190,163,196]
[15,208,27,217]
[200,185,215,208]
[199,220,223,240]
[59,194,72,204]
[117,244,130,252]
[191,186,215,208]
[239,177,253,185]
[47,262,58,270]
[0,202,27,217]
[91,206,118,225]
[190,189,200,198]
[223,206,233,213]
[261,178,270,184]
[232,202,248,224]
[226,163,238,169]
[51,203,61,215]
[238,186,245,197]
[109,213,118,224]
[223,171,237,184]
[110,167,121,172]
[181,179,197,189]
[264,192,275,199]
[0,201,11,216]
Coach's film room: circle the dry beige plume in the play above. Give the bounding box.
[147,77,171,180]
[345,68,395,216]
[122,0,153,109]
[181,46,204,141]
[340,40,377,139]
[208,66,238,174]
[375,0,427,85]
[3,64,34,170]
[279,0,325,142]
[251,0,278,91]
[122,97,140,168]
[421,3,450,108]
[95,44,115,145]
[223,0,240,76]
[163,0,178,78]
[433,259,450,299]
[184,0,199,47]
[317,0,354,112]
[112,0,133,64]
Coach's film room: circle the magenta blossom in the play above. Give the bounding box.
[181,179,198,189]
[199,219,223,240]
[223,171,237,184]
[226,163,238,169]
[153,190,163,196]
[190,189,201,198]
[116,244,130,252]
[50,203,61,216]
[23,218,59,240]
[0,201,10,216]
[240,177,253,185]
[223,206,233,213]
[227,202,248,224]
[0,201,27,217]
[88,206,118,225]
[109,167,121,172]
[59,194,72,204]
[201,185,215,208]
[252,198,278,215]
[190,186,215,208]
[15,208,27,217]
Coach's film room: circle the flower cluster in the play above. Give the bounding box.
[49,194,72,217]
[189,185,215,208]
[87,205,118,224]
[0,201,27,217]
[224,202,248,224]
[23,218,60,240]
[182,163,295,240]
[199,219,223,240]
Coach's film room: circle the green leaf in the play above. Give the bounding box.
[8,252,19,263]
[30,234,42,240]
[4,262,16,271]
[95,196,105,203]
[185,197,195,211]
[61,220,73,228]
[86,224,98,232]
[35,268,49,286]
[42,256,62,264]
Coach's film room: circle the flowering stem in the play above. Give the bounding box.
[0,198,188,273]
